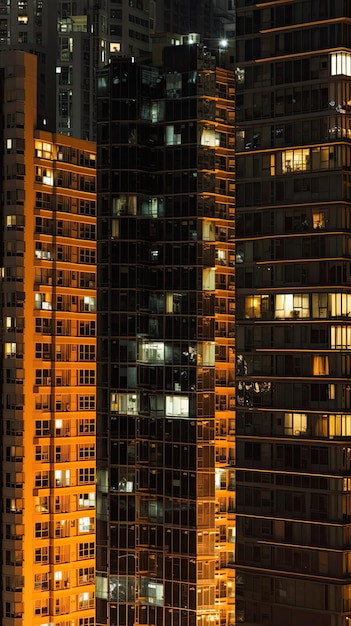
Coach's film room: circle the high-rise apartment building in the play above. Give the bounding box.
[0,49,96,626]
[0,2,236,140]
[96,38,235,626]
[0,0,57,129]
[235,2,351,625]
[0,0,155,138]
[56,0,155,138]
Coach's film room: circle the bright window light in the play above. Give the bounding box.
[331,51,351,76]
[166,395,189,417]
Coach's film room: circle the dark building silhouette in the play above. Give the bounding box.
[156,0,235,43]
[235,2,351,625]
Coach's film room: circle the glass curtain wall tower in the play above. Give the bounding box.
[236,2,351,625]
[96,38,235,626]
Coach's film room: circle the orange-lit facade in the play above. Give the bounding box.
[213,65,236,626]
[0,50,96,626]
[96,38,235,626]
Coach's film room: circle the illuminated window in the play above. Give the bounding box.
[35,166,53,185]
[34,293,52,311]
[150,246,159,262]
[141,197,163,217]
[331,51,351,76]
[203,268,215,291]
[326,293,351,317]
[201,127,216,146]
[79,517,93,533]
[112,194,137,215]
[313,211,326,229]
[282,149,310,173]
[217,249,227,265]
[5,317,15,330]
[79,493,95,509]
[110,392,139,414]
[79,591,93,609]
[114,474,134,492]
[165,395,189,417]
[35,496,49,513]
[227,581,234,599]
[35,242,52,260]
[54,571,63,590]
[138,341,164,363]
[111,219,119,238]
[215,468,226,489]
[110,42,121,53]
[166,293,180,313]
[95,575,108,599]
[245,295,269,319]
[55,469,70,487]
[270,153,275,176]
[331,326,351,349]
[4,342,16,357]
[329,415,351,437]
[151,102,164,123]
[202,221,215,241]
[275,294,309,318]
[35,140,52,159]
[139,579,164,606]
[198,342,215,366]
[81,296,96,312]
[109,576,135,601]
[165,125,181,146]
[6,215,17,228]
[313,356,329,376]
